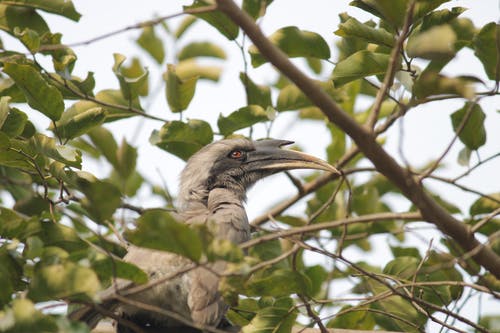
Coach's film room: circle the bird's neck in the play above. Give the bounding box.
[177,186,246,214]
[178,187,250,243]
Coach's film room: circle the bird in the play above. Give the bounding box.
[69,138,338,332]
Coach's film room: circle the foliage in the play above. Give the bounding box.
[0,1,499,333]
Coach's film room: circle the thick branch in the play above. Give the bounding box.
[216,0,500,278]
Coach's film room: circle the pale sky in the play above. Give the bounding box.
[7,1,499,328]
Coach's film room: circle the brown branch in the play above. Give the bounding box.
[243,212,422,250]
[216,0,500,279]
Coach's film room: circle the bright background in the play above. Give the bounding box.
[5,0,498,329]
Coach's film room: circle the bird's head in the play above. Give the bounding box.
[177,138,339,211]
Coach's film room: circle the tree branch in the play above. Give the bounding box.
[216,0,500,279]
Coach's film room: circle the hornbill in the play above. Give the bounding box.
[69,138,338,332]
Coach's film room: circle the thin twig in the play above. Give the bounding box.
[365,0,415,129]
[38,5,218,52]
[419,100,478,181]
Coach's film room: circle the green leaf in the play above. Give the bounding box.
[51,106,105,140]
[276,215,306,227]
[305,57,322,74]
[13,195,49,216]
[218,105,269,136]
[119,57,149,96]
[39,221,87,252]
[150,119,213,161]
[93,89,143,121]
[177,59,222,82]
[28,261,100,301]
[304,265,328,297]
[0,207,41,240]
[1,107,27,137]
[390,246,422,260]
[335,17,394,48]
[0,246,23,306]
[243,0,273,20]
[249,26,330,67]
[115,138,137,179]
[177,41,226,61]
[3,62,64,121]
[242,299,297,333]
[327,305,375,330]
[239,72,272,108]
[383,256,419,279]
[413,71,474,99]
[112,53,149,101]
[277,81,343,111]
[349,0,414,28]
[473,22,500,81]
[92,257,148,285]
[3,0,81,21]
[109,169,144,197]
[0,5,49,35]
[87,126,119,168]
[125,209,203,261]
[14,27,40,52]
[470,193,500,216]
[29,133,82,168]
[76,172,122,222]
[184,0,239,40]
[49,72,96,100]
[407,24,456,60]
[420,7,466,31]
[450,102,486,150]
[0,299,59,332]
[39,32,77,73]
[332,50,392,86]
[174,16,197,39]
[136,26,165,64]
[164,64,198,113]
[207,239,244,263]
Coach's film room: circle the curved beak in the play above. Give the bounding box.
[245,140,340,174]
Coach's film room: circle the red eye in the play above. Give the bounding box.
[230,150,243,159]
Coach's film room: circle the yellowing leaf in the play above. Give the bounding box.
[407,25,457,60]
[177,59,222,82]
[113,53,149,100]
[164,64,198,113]
[177,41,226,61]
[136,26,165,64]
[28,262,100,301]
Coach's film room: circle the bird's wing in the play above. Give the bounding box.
[187,261,227,326]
